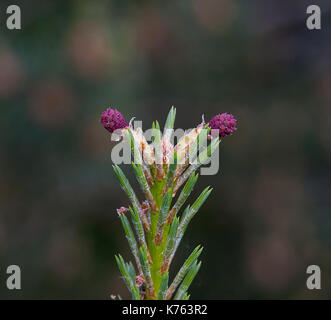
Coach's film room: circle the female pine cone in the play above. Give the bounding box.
[208,113,237,137]
[100,108,128,133]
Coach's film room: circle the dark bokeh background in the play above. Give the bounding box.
[0,0,330,299]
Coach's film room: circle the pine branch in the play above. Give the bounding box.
[161,216,180,274]
[115,254,140,300]
[158,271,169,300]
[100,107,237,299]
[125,129,154,186]
[113,165,141,210]
[152,121,164,180]
[118,212,143,275]
[174,261,202,300]
[178,187,213,236]
[138,246,155,299]
[163,187,211,273]
[163,106,176,141]
[174,124,210,181]
[155,189,172,244]
[132,162,157,214]
[167,172,198,225]
[173,137,220,195]
[162,205,190,273]
[129,206,152,263]
[163,151,178,195]
[166,245,203,300]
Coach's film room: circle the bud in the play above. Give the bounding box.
[162,135,174,165]
[100,108,128,133]
[175,123,204,165]
[135,275,144,287]
[116,207,128,215]
[208,113,237,137]
[130,127,155,165]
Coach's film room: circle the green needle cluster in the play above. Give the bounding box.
[108,107,224,300]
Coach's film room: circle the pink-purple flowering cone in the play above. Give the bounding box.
[100,108,128,133]
[208,113,237,137]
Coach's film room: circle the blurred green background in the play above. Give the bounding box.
[0,0,331,299]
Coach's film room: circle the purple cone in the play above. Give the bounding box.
[100,108,128,133]
[208,113,237,137]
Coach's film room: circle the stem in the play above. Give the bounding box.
[147,178,169,299]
